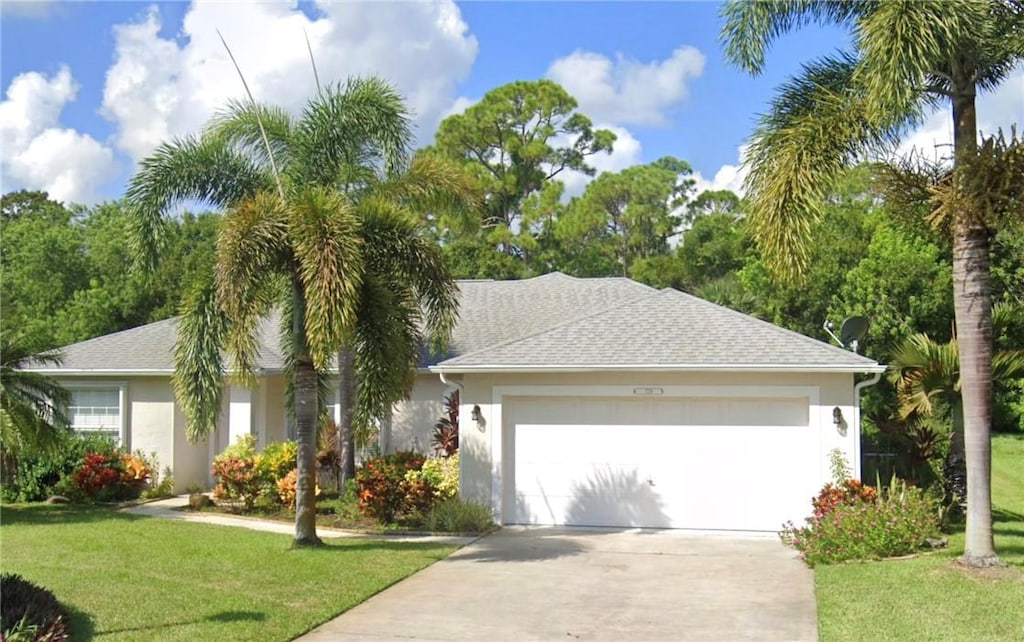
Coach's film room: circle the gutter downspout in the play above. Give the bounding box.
[853,371,883,480]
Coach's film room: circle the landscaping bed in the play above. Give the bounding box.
[815,435,1024,641]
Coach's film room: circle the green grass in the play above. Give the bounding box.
[0,504,456,641]
[816,434,1024,641]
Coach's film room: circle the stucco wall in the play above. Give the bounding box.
[451,371,859,511]
[390,373,450,454]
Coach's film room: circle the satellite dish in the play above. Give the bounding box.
[839,316,869,352]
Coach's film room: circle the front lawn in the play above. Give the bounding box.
[0,504,456,641]
[816,435,1024,641]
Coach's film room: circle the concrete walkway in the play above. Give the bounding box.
[121,496,478,545]
[298,526,818,642]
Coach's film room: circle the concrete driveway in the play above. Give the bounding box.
[298,527,817,641]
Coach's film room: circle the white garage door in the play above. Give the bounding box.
[506,395,820,531]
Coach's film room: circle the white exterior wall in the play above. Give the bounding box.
[390,373,449,454]
[452,371,859,518]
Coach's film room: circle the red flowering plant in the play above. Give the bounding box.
[355,451,432,524]
[70,451,152,501]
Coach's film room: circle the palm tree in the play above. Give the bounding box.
[0,329,70,483]
[889,303,1024,498]
[721,0,1024,567]
[126,78,473,546]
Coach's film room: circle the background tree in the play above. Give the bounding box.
[722,0,1024,566]
[127,78,468,546]
[427,79,616,277]
[1,191,219,348]
[556,157,694,277]
[684,188,742,226]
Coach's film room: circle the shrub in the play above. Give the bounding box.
[424,498,493,533]
[1,433,116,502]
[256,440,297,485]
[70,451,152,502]
[355,451,428,523]
[420,452,459,501]
[812,479,879,518]
[781,477,941,566]
[211,456,261,509]
[1,574,72,642]
[431,391,459,456]
[276,468,321,510]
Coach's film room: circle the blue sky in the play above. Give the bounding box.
[1,1,1020,205]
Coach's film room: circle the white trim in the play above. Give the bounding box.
[433,363,886,374]
[488,383,822,525]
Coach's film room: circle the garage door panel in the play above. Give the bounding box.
[508,395,820,531]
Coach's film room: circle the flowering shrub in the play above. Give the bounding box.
[355,451,430,523]
[256,441,298,486]
[276,468,321,510]
[781,477,940,566]
[420,452,459,501]
[812,479,879,517]
[211,437,300,509]
[211,456,261,509]
[70,451,152,501]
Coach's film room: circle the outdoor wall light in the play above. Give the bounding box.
[471,404,486,430]
[832,406,846,436]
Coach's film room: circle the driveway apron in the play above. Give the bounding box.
[297,527,817,641]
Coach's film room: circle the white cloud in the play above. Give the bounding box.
[691,145,749,197]
[441,96,477,120]
[101,0,479,162]
[0,66,118,204]
[547,46,705,126]
[559,124,643,198]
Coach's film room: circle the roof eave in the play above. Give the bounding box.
[430,363,887,375]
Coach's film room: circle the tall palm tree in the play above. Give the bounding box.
[889,303,1024,502]
[721,0,1024,567]
[0,329,70,482]
[126,78,473,546]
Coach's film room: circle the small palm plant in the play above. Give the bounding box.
[0,329,70,484]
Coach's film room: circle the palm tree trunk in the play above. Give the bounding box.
[951,67,999,566]
[338,348,356,483]
[292,285,322,548]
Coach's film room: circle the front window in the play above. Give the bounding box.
[68,388,122,445]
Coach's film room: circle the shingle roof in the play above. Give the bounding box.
[434,288,881,371]
[34,272,880,374]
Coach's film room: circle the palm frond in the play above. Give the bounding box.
[743,53,918,279]
[888,332,961,419]
[0,329,69,454]
[125,135,271,270]
[350,274,420,432]
[358,197,459,353]
[172,269,229,442]
[215,191,291,382]
[720,0,863,74]
[855,0,988,118]
[287,187,364,370]
[208,100,296,172]
[292,77,414,187]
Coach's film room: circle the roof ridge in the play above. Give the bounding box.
[442,288,661,364]
[660,288,877,363]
